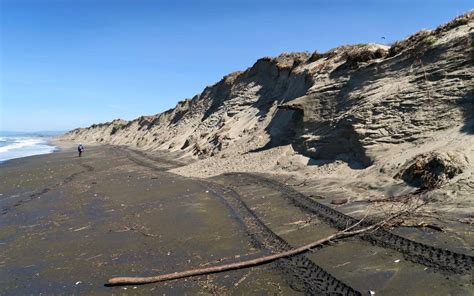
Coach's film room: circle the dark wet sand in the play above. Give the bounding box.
[0,145,472,295]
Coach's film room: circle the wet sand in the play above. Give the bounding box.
[0,145,473,295]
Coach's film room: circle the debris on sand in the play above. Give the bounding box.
[331,198,348,205]
[396,152,465,189]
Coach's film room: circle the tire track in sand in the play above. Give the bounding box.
[223,172,473,275]
[121,147,361,295]
[0,162,94,215]
[203,182,362,295]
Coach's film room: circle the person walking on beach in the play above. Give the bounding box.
[78,144,84,157]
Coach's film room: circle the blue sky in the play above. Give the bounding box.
[1,0,472,132]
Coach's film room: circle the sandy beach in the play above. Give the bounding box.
[0,144,472,295]
[2,2,473,295]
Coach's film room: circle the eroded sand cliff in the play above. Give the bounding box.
[63,12,473,219]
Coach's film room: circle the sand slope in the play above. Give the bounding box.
[63,12,474,218]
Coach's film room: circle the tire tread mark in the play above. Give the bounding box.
[1,162,94,215]
[118,147,181,171]
[225,172,473,275]
[203,182,361,296]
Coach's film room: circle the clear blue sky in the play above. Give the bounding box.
[1,0,472,132]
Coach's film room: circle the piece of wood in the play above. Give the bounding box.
[402,222,445,232]
[106,214,399,286]
[331,198,348,205]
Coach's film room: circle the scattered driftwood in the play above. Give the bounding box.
[113,225,158,237]
[401,221,445,232]
[106,213,402,286]
[368,196,407,203]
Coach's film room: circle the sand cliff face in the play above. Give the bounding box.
[64,13,473,179]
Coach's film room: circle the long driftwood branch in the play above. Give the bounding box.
[106,212,401,286]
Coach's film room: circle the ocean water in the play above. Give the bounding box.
[0,135,58,163]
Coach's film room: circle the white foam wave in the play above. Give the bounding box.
[0,137,56,162]
[0,138,44,153]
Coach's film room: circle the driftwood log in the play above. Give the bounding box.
[106,214,400,286]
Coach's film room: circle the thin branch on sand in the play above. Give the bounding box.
[106,212,404,286]
[113,225,158,237]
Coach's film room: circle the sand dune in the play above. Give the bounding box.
[62,12,474,221]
